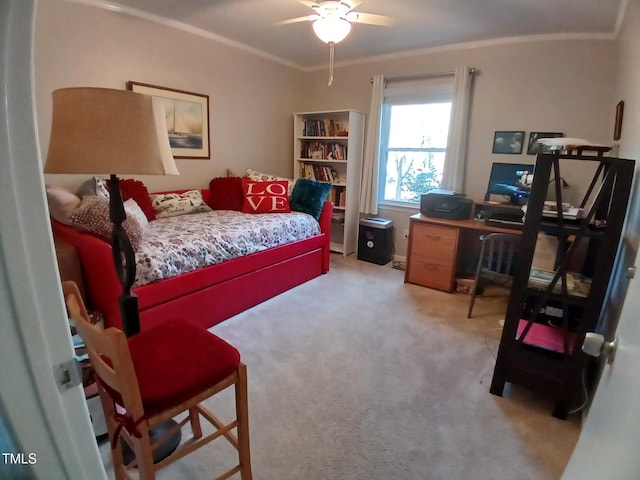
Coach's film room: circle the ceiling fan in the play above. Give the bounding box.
[277,1,394,85]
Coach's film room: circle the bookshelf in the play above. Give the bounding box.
[490,152,635,419]
[293,110,365,256]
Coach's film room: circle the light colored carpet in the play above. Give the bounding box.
[101,253,581,479]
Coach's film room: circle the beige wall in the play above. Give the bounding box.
[298,40,620,256]
[616,0,640,163]
[614,0,640,251]
[35,1,303,193]
[35,1,638,259]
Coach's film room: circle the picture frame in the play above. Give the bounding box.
[614,100,624,141]
[492,131,524,154]
[526,132,564,155]
[127,81,210,159]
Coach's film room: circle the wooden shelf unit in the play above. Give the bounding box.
[490,152,635,419]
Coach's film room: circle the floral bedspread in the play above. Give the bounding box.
[134,210,320,286]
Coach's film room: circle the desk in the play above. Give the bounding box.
[404,213,522,292]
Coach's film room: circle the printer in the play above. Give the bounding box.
[420,190,473,220]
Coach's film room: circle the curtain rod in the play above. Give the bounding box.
[370,68,477,84]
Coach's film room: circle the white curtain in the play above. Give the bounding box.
[359,74,384,215]
[440,66,474,193]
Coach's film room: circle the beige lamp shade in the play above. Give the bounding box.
[44,87,179,176]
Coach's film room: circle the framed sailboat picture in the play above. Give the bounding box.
[127,81,210,159]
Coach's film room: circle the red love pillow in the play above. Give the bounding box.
[241,179,291,214]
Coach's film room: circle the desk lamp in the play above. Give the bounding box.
[45,87,179,337]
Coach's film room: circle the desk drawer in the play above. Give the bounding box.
[407,257,454,291]
[406,222,459,292]
[411,224,457,261]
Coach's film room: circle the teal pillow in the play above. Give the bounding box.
[290,178,332,220]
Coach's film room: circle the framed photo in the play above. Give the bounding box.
[527,132,564,155]
[127,81,210,159]
[614,100,624,141]
[492,131,524,154]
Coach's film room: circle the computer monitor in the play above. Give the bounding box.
[484,162,535,205]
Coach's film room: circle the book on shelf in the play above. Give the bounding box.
[328,188,336,205]
[331,211,345,223]
[301,119,346,137]
[300,141,347,160]
[326,185,345,208]
[528,268,591,298]
[299,162,339,183]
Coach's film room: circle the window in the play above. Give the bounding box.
[378,77,453,205]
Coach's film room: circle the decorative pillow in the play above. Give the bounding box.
[68,195,144,249]
[76,176,110,199]
[124,198,149,229]
[149,190,212,218]
[290,178,333,220]
[110,178,156,222]
[246,169,296,196]
[46,185,81,225]
[241,179,291,214]
[207,177,244,211]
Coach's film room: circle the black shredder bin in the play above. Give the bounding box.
[358,217,393,265]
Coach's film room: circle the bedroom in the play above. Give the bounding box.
[2,0,640,478]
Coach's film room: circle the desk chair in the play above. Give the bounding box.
[63,281,252,480]
[467,233,520,318]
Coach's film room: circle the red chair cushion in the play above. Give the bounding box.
[127,319,240,414]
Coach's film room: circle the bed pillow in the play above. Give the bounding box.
[241,179,291,214]
[207,177,244,211]
[124,198,149,229]
[111,178,156,221]
[290,178,333,220]
[46,185,81,225]
[76,176,110,199]
[246,169,296,196]
[68,195,145,249]
[150,190,212,218]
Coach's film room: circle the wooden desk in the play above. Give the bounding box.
[404,213,522,292]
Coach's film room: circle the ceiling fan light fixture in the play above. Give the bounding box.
[312,17,351,44]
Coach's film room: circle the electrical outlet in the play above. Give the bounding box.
[403,229,409,239]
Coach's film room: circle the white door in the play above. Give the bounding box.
[0,1,105,479]
[562,164,640,475]
[562,256,640,478]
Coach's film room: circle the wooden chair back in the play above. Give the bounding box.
[62,281,145,421]
[467,233,521,318]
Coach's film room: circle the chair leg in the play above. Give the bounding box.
[189,407,203,439]
[467,281,478,318]
[235,363,253,480]
[131,426,156,480]
[97,391,128,480]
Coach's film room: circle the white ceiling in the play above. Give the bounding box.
[87,0,626,69]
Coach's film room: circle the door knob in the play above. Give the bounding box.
[627,266,636,279]
[582,333,618,364]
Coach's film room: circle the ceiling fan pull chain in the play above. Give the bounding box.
[328,41,335,86]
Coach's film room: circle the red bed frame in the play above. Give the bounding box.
[52,190,332,331]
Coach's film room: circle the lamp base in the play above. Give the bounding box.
[121,420,181,466]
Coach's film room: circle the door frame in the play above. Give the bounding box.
[0,1,105,478]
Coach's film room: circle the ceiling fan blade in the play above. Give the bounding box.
[345,1,363,13]
[345,11,395,26]
[275,14,318,26]
[298,0,320,9]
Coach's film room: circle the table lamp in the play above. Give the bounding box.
[45,87,179,337]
